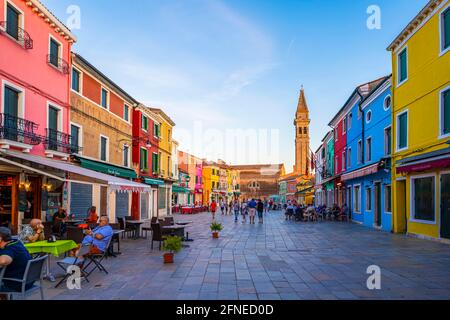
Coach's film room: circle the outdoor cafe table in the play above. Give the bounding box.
[126,220,145,239]
[24,240,78,282]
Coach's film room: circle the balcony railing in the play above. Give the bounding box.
[0,21,33,49]
[47,54,70,74]
[45,128,80,154]
[0,113,41,146]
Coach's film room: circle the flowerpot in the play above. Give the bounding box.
[163,253,174,264]
[212,231,219,239]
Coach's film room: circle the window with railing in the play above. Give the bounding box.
[0,113,41,146]
[0,4,33,49]
[45,128,73,154]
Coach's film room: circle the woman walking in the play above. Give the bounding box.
[257,199,264,224]
[241,201,248,224]
[233,200,240,223]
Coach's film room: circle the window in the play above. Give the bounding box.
[154,123,160,137]
[212,181,215,189]
[101,88,108,109]
[412,176,435,222]
[124,105,129,122]
[48,106,59,131]
[366,110,372,123]
[397,111,408,150]
[152,153,159,173]
[6,3,20,40]
[366,188,372,211]
[4,85,19,117]
[49,38,60,68]
[100,136,108,161]
[354,185,361,213]
[140,148,148,171]
[335,157,338,173]
[398,48,408,84]
[303,127,307,135]
[441,87,450,136]
[142,115,148,131]
[383,95,392,111]
[72,68,80,92]
[123,145,129,167]
[342,151,346,171]
[335,128,338,141]
[342,118,346,134]
[347,148,352,168]
[70,124,80,154]
[366,137,372,162]
[384,126,392,155]
[348,113,352,130]
[441,7,450,52]
[384,185,392,213]
[357,140,362,164]
[158,187,167,209]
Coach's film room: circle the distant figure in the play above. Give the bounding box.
[233,200,240,223]
[241,201,248,224]
[210,200,217,220]
[248,199,257,225]
[53,207,68,235]
[256,199,264,224]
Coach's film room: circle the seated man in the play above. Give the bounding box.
[18,219,45,243]
[0,227,33,296]
[81,216,113,255]
[53,207,68,235]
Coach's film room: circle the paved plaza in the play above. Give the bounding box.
[29,210,450,300]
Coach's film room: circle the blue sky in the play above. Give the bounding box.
[43,0,427,172]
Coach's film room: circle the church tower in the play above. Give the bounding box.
[294,86,310,176]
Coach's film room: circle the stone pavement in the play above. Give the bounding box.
[28,210,450,300]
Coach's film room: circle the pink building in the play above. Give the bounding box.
[194,157,203,204]
[0,0,77,231]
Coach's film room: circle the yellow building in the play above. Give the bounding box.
[149,108,176,217]
[388,0,450,241]
[202,161,220,204]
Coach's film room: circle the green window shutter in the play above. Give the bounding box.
[444,8,450,49]
[398,113,408,149]
[444,89,450,135]
[72,69,80,92]
[6,4,19,40]
[399,49,407,83]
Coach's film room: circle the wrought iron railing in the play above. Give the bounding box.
[0,21,33,49]
[45,128,81,154]
[0,113,41,145]
[47,54,70,74]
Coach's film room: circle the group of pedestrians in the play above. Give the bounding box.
[209,199,267,224]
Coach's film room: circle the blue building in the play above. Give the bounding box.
[342,76,393,232]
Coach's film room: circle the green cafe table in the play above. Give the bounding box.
[24,240,78,282]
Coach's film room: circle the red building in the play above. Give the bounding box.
[131,104,161,219]
[330,113,347,206]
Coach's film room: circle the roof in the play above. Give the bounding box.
[29,0,77,42]
[360,75,392,107]
[148,108,176,127]
[73,53,138,104]
[328,76,387,127]
[387,0,444,52]
[296,87,309,114]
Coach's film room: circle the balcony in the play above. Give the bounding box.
[44,128,79,158]
[0,113,41,152]
[47,54,70,74]
[0,21,33,49]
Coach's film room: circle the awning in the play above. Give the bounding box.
[73,155,137,179]
[172,185,190,193]
[143,177,165,186]
[296,186,315,195]
[341,163,380,181]
[0,150,151,193]
[397,154,450,174]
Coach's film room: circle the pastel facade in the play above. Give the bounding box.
[388,0,450,240]
[0,0,76,231]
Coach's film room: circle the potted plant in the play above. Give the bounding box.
[162,235,182,263]
[210,222,223,239]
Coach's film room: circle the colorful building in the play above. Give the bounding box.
[388,0,450,240]
[149,108,176,217]
[0,0,76,232]
[131,104,161,219]
[342,76,393,231]
[194,156,203,204]
[202,161,220,204]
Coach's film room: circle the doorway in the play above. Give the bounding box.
[374,182,382,227]
[396,179,407,233]
[440,174,450,239]
[347,187,352,220]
